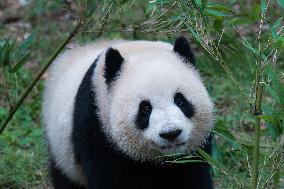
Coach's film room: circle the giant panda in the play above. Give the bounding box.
[42,37,214,189]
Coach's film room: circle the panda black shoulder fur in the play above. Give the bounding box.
[43,37,214,189]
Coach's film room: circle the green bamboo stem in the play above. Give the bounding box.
[251,77,263,189]
[251,1,268,186]
[251,42,264,188]
[0,21,82,135]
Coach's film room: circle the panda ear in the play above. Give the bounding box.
[173,36,195,66]
[104,48,124,86]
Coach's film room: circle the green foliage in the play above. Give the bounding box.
[276,0,284,9]
[0,33,34,73]
[0,108,48,188]
[0,69,47,188]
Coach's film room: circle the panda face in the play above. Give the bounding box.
[139,91,195,153]
[105,42,214,161]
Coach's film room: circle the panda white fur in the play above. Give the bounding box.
[43,37,214,189]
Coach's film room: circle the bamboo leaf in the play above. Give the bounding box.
[272,18,282,30]
[261,0,267,14]
[157,153,186,158]
[251,4,260,21]
[268,123,283,141]
[272,110,284,119]
[205,4,233,18]
[263,82,280,103]
[201,0,207,8]
[265,67,278,84]
[186,24,202,43]
[230,18,255,25]
[195,0,203,9]
[0,40,9,66]
[206,5,232,13]
[146,1,158,14]
[190,0,208,26]
[271,18,282,39]
[275,37,284,48]
[276,0,284,9]
[259,114,284,141]
[168,159,205,163]
[16,32,36,56]
[119,0,129,5]
[9,51,31,73]
[214,119,241,149]
[1,38,16,67]
[258,115,279,125]
[197,149,230,174]
[243,40,258,55]
[206,9,231,17]
[265,67,284,107]
[166,154,205,164]
[227,0,237,6]
[213,17,224,31]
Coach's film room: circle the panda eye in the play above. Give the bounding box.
[175,96,183,107]
[142,105,151,114]
[174,94,184,107]
[138,100,152,115]
[174,92,195,118]
[135,100,152,130]
[141,102,152,115]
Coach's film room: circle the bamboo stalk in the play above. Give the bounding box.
[251,0,269,186]
[251,71,263,189]
[0,21,82,135]
[251,20,265,189]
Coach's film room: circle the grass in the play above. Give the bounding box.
[0,1,283,188]
[0,1,69,187]
[0,76,48,188]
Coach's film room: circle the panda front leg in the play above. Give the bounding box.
[80,153,98,189]
[73,123,114,189]
[78,145,117,189]
[73,131,99,189]
[49,157,85,189]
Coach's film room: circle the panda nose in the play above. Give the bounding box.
[159,129,182,141]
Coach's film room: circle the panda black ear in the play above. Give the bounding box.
[104,48,124,86]
[173,36,195,66]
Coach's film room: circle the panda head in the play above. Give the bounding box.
[97,37,214,161]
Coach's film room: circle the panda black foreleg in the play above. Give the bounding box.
[49,157,85,189]
[196,134,214,189]
[72,124,106,189]
[79,152,99,189]
[76,142,117,189]
[192,165,213,189]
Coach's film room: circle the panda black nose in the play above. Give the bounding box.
[159,129,182,141]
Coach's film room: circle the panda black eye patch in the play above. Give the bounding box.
[135,100,152,130]
[174,92,195,118]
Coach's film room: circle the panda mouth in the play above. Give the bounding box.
[160,142,186,149]
[153,142,186,150]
